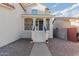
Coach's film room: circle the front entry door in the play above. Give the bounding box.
[39,20,43,31]
[32,19,46,42]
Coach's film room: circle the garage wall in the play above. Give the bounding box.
[53,17,71,29]
[53,17,70,40]
[53,17,79,33]
[0,3,24,47]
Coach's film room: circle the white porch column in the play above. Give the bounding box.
[32,18,36,42]
[43,18,47,31]
[32,18,36,31]
[43,18,49,41]
[49,18,54,39]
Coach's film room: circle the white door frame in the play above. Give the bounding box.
[32,18,48,42]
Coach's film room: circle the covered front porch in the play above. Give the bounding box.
[21,14,54,42]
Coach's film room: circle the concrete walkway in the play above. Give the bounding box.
[30,42,51,56]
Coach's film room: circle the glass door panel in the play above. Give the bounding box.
[35,19,43,31]
[39,20,43,31]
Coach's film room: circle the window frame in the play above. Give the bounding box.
[32,9,38,15]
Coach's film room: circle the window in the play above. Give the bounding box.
[70,19,79,26]
[24,18,33,30]
[32,9,38,15]
[71,22,79,26]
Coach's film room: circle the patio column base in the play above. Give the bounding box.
[46,40,48,43]
[30,39,33,43]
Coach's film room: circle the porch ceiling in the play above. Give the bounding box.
[22,14,54,18]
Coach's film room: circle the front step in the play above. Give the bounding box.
[30,39,48,44]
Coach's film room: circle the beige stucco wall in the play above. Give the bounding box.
[0,3,24,47]
[54,20,71,28]
[25,4,47,15]
[48,18,54,39]
[53,17,79,33]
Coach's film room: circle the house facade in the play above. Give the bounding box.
[0,3,54,47]
[21,3,54,42]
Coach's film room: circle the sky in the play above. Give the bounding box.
[42,3,79,17]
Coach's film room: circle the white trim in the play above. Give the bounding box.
[22,14,54,18]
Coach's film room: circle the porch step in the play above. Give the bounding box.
[30,42,51,56]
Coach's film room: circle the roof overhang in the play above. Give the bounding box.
[0,3,15,9]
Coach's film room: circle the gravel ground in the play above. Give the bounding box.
[47,38,79,56]
[0,38,34,56]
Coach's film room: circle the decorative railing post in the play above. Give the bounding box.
[33,26,35,31]
[44,26,47,32]
[32,18,36,31]
[43,18,47,32]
